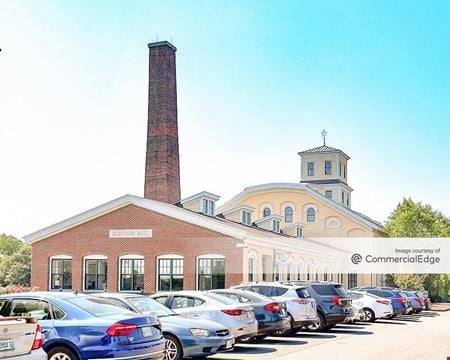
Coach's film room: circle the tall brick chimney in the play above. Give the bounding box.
[144,41,181,204]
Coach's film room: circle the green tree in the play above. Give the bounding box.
[0,234,31,287]
[384,198,450,300]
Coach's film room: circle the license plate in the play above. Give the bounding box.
[225,340,233,349]
[0,339,14,352]
[141,326,156,337]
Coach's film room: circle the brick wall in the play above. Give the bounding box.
[31,204,243,292]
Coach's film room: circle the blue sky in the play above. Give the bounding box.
[0,0,449,237]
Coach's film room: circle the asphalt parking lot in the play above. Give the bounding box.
[209,311,450,360]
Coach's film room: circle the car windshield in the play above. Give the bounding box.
[67,296,133,317]
[127,297,175,317]
[203,293,239,305]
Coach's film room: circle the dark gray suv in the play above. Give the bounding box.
[285,281,354,331]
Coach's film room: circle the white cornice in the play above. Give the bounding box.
[180,191,220,204]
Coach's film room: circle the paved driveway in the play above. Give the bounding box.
[209,311,450,360]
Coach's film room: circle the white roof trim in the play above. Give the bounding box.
[217,183,385,233]
[221,205,256,216]
[254,214,283,224]
[180,191,220,204]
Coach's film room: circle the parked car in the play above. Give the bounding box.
[348,290,393,322]
[0,316,46,360]
[351,287,408,318]
[0,292,166,360]
[403,290,424,313]
[151,291,258,342]
[92,292,235,360]
[286,281,354,331]
[231,282,318,335]
[344,302,364,323]
[208,289,290,340]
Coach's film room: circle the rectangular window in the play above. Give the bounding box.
[84,259,107,291]
[348,273,357,289]
[341,192,345,204]
[344,165,347,178]
[296,226,303,238]
[307,162,314,176]
[272,220,280,233]
[325,190,333,199]
[202,199,215,216]
[324,160,332,175]
[198,258,225,290]
[120,259,144,291]
[158,258,184,291]
[248,257,254,282]
[51,259,72,290]
[241,210,252,226]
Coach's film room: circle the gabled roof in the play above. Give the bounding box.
[23,194,292,244]
[298,145,350,160]
[217,183,386,233]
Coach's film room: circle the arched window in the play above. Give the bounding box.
[307,208,316,222]
[119,254,144,292]
[84,254,107,291]
[50,255,72,290]
[157,254,184,292]
[263,207,271,217]
[284,206,293,223]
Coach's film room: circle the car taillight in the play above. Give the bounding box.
[222,309,246,316]
[425,299,430,304]
[264,303,281,312]
[291,298,309,304]
[31,324,43,350]
[331,296,344,306]
[414,298,422,303]
[376,299,390,305]
[106,323,137,336]
[395,298,407,304]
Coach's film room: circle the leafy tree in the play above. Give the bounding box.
[0,234,31,287]
[384,198,450,300]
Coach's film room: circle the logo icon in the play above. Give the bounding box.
[351,253,362,264]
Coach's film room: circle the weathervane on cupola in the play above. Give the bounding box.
[321,129,328,146]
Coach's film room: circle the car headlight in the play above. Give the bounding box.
[189,328,213,337]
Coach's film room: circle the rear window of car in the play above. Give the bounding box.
[67,297,132,317]
[333,285,348,297]
[295,288,311,298]
[311,285,337,296]
[381,291,393,298]
[203,293,238,305]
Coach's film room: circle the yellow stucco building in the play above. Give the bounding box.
[217,143,387,288]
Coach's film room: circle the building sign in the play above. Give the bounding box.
[109,229,152,239]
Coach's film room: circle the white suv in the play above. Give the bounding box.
[232,282,318,335]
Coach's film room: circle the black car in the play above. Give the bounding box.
[208,289,290,341]
[286,281,354,331]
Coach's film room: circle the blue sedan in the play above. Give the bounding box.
[92,293,235,360]
[0,292,166,360]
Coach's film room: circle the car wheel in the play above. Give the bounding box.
[48,346,78,360]
[306,313,326,332]
[362,308,376,322]
[165,334,183,360]
[273,315,295,336]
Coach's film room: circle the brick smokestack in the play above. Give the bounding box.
[144,41,181,204]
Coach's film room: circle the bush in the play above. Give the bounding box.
[0,285,39,295]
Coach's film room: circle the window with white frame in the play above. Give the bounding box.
[325,190,333,200]
[295,226,303,238]
[307,162,314,176]
[50,256,72,290]
[324,160,332,175]
[197,256,225,290]
[84,256,107,291]
[284,206,293,223]
[306,208,316,222]
[272,219,280,233]
[241,210,252,226]
[341,192,345,204]
[202,199,215,216]
[120,256,144,291]
[158,256,184,291]
[263,207,271,217]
